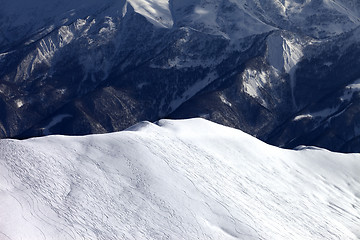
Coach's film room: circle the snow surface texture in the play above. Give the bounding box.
[0,118,359,240]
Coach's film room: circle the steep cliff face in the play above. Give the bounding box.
[1,0,360,152]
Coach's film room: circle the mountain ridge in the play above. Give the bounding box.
[1,0,360,152]
[1,118,360,239]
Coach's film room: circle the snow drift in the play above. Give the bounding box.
[0,118,359,239]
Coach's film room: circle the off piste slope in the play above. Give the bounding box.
[1,118,359,240]
[2,0,360,152]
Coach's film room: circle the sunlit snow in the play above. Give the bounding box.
[127,0,173,28]
[0,118,359,239]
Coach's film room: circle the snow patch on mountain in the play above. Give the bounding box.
[266,33,307,107]
[242,69,269,107]
[341,78,360,101]
[14,99,24,108]
[267,34,304,74]
[219,93,232,107]
[127,0,173,28]
[293,107,339,121]
[42,114,72,135]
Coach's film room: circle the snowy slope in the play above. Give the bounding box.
[0,118,359,240]
[127,0,173,28]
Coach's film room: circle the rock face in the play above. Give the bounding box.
[1,0,360,152]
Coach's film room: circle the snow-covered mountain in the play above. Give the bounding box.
[2,0,360,152]
[0,118,359,239]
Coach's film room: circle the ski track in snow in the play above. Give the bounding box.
[0,118,360,240]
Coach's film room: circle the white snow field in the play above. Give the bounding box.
[0,118,359,240]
